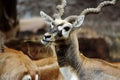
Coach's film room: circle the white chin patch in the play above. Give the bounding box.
[22,74,31,80]
[62,30,70,38]
[41,39,47,45]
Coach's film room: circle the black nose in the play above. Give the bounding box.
[44,35,51,39]
[57,31,62,37]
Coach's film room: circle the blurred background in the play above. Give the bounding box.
[0,0,120,61]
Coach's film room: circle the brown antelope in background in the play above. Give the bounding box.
[5,38,56,60]
[0,34,63,80]
[40,0,120,80]
[0,47,65,80]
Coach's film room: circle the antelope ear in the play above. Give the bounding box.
[40,11,53,24]
[73,15,85,28]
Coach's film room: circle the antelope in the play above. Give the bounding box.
[40,0,120,80]
[0,47,39,80]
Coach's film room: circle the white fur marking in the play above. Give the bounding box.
[58,26,63,30]
[62,29,70,38]
[60,67,79,80]
[58,23,72,38]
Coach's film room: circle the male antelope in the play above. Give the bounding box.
[40,0,120,80]
[0,47,39,80]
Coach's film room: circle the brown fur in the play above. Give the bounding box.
[0,47,64,80]
[111,62,120,67]
[33,57,64,80]
[33,56,57,66]
[5,38,56,60]
[0,47,39,80]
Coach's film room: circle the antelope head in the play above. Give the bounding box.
[40,0,116,44]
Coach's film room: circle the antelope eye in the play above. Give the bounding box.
[52,22,54,25]
[64,27,70,31]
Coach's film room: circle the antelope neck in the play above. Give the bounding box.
[55,33,84,72]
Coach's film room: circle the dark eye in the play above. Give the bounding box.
[64,27,70,31]
[52,22,55,26]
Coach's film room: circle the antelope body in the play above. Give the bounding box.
[0,47,39,80]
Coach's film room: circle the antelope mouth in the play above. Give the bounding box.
[43,39,54,42]
[41,39,55,45]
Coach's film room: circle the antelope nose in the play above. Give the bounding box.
[44,33,51,39]
[45,35,51,39]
